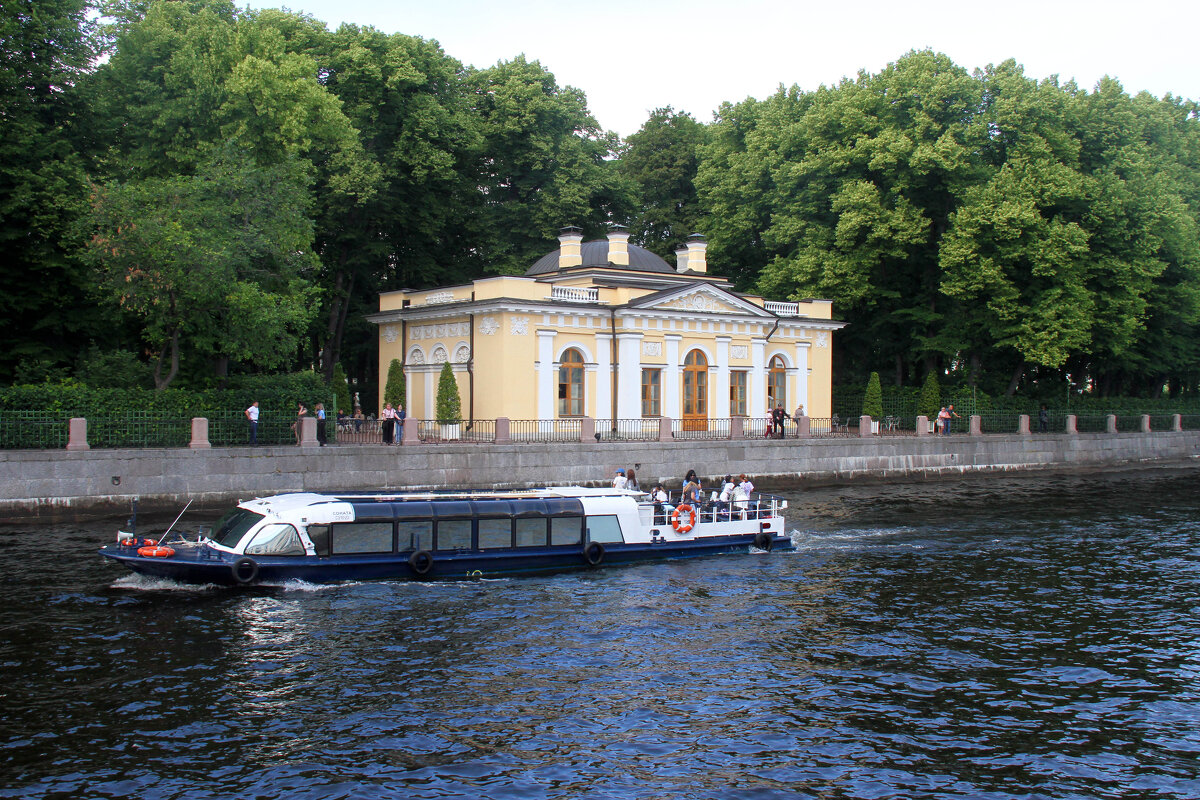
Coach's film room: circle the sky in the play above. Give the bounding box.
[249,0,1197,137]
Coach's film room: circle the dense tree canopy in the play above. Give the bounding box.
[1,0,1196,405]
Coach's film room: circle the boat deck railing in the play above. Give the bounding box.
[638,492,784,527]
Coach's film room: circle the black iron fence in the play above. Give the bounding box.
[1,411,1192,450]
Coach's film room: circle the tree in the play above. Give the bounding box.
[332,363,352,414]
[917,370,942,419]
[466,56,634,275]
[0,0,110,381]
[81,149,321,389]
[618,107,709,258]
[435,361,461,424]
[383,358,405,409]
[862,372,883,420]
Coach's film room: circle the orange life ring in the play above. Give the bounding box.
[137,545,175,558]
[671,503,697,533]
[120,537,156,547]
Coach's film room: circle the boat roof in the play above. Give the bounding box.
[238,487,642,513]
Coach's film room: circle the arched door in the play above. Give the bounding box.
[682,350,708,432]
[558,348,584,416]
[767,355,786,413]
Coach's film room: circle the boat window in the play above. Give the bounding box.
[307,525,331,557]
[586,515,624,544]
[398,520,432,552]
[436,519,472,551]
[331,522,393,554]
[213,508,265,549]
[478,518,513,549]
[245,524,306,556]
[550,516,583,546]
[515,518,547,547]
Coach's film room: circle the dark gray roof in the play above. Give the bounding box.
[525,240,676,276]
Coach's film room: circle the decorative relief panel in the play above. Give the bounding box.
[478,317,499,336]
[510,317,529,336]
[382,325,399,343]
[816,332,829,348]
[642,341,663,357]
[454,345,470,363]
[408,348,426,365]
[656,290,739,314]
[730,345,749,359]
[410,322,469,340]
[431,345,448,363]
[424,292,454,304]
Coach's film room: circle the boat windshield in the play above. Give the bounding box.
[212,508,266,549]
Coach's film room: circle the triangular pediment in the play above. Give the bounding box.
[631,283,773,317]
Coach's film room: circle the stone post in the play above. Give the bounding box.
[189,417,211,449]
[580,417,596,442]
[797,415,810,437]
[401,416,419,444]
[1140,414,1151,433]
[658,417,673,442]
[969,415,982,436]
[730,416,744,440]
[299,415,319,447]
[1106,414,1118,434]
[1065,414,1077,434]
[859,415,872,437]
[1173,414,1182,432]
[495,417,510,444]
[66,417,89,451]
[1018,414,1030,435]
[915,415,929,436]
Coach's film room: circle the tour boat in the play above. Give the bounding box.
[98,486,790,586]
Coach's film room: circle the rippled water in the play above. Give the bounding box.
[2,468,1199,799]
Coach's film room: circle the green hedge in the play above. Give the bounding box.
[834,384,1200,420]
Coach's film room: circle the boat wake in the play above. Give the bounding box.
[111,573,218,592]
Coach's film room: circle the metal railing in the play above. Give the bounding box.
[508,419,583,443]
[595,419,662,442]
[672,418,734,440]
[0,412,70,450]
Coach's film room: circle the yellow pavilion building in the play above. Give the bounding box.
[368,226,845,429]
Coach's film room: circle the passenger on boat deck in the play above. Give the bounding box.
[624,468,640,492]
[651,483,672,523]
[717,475,735,519]
[681,479,701,506]
[612,468,627,490]
[733,474,752,515]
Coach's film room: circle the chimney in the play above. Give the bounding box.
[607,224,630,266]
[674,243,689,273]
[685,233,707,274]
[558,226,583,268]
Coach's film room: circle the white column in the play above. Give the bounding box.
[616,332,643,419]
[664,334,682,420]
[750,337,767,416]
[595,331,613,422]
[536,329,556,421]
[714,336,731,418]
[794,342,810,414]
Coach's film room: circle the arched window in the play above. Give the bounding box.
[682,350,708,430]
[558,348,584,416]
[767,355,786,411]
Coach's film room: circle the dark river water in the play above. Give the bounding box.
[2,467,1199,799]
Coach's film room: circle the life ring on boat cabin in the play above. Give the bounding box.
[583,541,605,566]
[409,550,434,576]
[753,531,773,551]
[122,537,156,547]
[137,545,175,558]
[231,557,259,584]
[671,504,697,533]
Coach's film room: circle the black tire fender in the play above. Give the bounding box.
[409,549,434,576]
[753,532,773,552]
[232,557,259,585]
[583,541,605,566]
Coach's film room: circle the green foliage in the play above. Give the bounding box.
[332,363,352,414]
[383,359,405,409]
[435,361,461,424]
[618,107,709,257]
[74,346,154,389]
[862,372,884,420]
[917,371,942,419]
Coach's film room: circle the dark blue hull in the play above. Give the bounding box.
[99,532,793,586]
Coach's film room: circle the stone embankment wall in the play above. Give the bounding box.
[2,428,1199,521]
